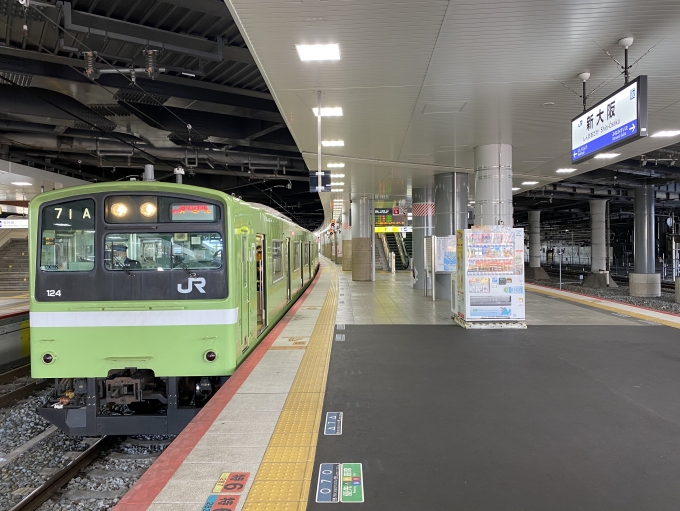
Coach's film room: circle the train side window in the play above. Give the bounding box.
[293,242,301,272]
[40,199,95,272]
[272,240,283,282]
[242,236,247,288]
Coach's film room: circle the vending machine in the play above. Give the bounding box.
[454,226,527,329]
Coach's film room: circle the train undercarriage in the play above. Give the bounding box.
[39,369,226,436]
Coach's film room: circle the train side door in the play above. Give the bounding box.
[284,238,291,301]
[307,242,311,280]
[240,235,250,352]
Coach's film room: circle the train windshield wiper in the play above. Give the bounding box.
[173,257,197,278]
[113,256,135,277]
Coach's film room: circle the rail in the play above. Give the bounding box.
[0,365,50,408]
[9,436,116,511]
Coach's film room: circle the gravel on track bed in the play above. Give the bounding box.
[529,277,680,314]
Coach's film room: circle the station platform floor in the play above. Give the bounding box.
[99,263,680,510]
[0,291,29,318]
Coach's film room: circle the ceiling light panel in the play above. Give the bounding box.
[296,44,340,61]
[313,107,343,117]
[327,163,345,168]
[522,181,539,185]
[322,140,344,147]
[512,187,521,191]
[651,131,680,138]
[594,153,620,159]
[11,181,32,186]
[555,168,576,173]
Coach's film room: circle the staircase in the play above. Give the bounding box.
[0,239,29,291]
[374,234,386,270]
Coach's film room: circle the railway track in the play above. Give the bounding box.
[539,267,677,292]
[0,364,51,408]
[8,436,117,511]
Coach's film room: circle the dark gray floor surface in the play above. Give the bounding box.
[307,324,680,510]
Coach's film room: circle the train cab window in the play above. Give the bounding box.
[40,199,95,272]
[104,232,223,271]
[272,240,283,282]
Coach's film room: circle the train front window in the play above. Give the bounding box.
[104,233,223,271]
[40,199,95,272]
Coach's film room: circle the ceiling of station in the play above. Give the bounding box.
[0,0,323,229]
[223,0,680,204]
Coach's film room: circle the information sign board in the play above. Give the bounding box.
[571,75,647,164]
[310,171,331,192]
[0,218,28,229]
[435,235,457,272]
[316,463,364,503]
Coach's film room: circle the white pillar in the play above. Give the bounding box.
[528,210,541,268]
[474,144,513,226]
[341,196,352,271]
[589,199,607,273]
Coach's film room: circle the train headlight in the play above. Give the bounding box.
[205,350,217,362]
[42,353,54,364]
[140,202,157,218]
[111,202,128,217]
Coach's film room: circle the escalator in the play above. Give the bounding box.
[404,232,412,260]
[387,233,409,270]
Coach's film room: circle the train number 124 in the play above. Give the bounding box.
[46,290,62,297]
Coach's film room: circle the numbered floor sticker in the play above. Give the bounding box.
[212,472,250,493]
[316,463,364,503]
[202,495,240,511]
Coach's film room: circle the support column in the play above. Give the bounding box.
[525,210,550,280]
[630,185,660,297]
[434,173,468,300]
[582,199,617,288]
[590,199,607,273]
[342,197,352,271]
[474,144,513,227]
[351,196,371,281]
[412,188,434,290]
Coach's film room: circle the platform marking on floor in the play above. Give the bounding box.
[324,412,343,436]
[527,284,680,330]
[202,495,240,511]
[243,257,339,511]
[212,472,250,493]
[315,463,364,503]
[335,334,345,341]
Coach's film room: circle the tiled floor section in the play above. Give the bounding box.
[145,261,337,511]
[335,270,646,326]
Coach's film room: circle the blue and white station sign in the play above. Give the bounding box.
[571,76,648,164]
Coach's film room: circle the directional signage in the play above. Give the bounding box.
[310,171,331,192]
[571,75,647,164]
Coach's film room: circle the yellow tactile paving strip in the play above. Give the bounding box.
[243,262,338,511]
[528,284,680,330]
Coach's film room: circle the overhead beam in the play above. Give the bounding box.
[245,124,284,141]
[60,2,254,64]
[160,0,230,17]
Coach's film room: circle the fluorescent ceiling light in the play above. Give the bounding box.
[181,72,196,77]
[322,140,344,147]
[331,182,344,186]
[651,130,680,138]
[313,107,343,117]
[11,181,32,186]
[333,189,344,192]
[512,187,521,191]
[594,153,620,159]
[296,44,340,61]
[327,163,345,168]
[522,181,539,185]
[556,168,576,174]
[331,173,345,178]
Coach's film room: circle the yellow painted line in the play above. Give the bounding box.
[244,261,338,511]
[527,284,680,330]
[20,319,30,357]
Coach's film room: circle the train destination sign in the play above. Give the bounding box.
[571,75,647,164]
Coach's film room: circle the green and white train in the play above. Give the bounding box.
[29,181,318,435]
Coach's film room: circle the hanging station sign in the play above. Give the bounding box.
[571,75,648,164]
[310,171,331,192]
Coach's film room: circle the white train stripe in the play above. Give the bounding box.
[30,308,239,328]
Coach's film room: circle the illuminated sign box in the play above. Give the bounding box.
[310,171,331,192]
[571,75,647,164]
